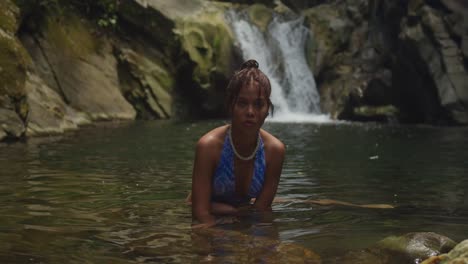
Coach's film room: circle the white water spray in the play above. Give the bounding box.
[227,10,330,123]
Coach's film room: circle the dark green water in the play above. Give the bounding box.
[1,120,467,263]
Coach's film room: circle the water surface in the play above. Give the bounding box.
[0,120,467,263]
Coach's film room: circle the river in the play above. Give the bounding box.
[0,120,467,263]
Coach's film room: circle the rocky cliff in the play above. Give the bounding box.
[1,0,467,141]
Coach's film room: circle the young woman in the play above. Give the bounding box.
[188,59,285,228]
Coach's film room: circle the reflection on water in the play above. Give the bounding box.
[0,120,467,263]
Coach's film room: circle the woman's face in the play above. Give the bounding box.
[231,83,269,131]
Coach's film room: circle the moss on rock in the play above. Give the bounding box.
[43,13,103,59]
[175,7,235,90]
[0,0,31,101]
[247,4,273,32]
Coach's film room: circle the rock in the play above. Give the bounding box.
[192,227,322,263]
[24,73,91,136]
[462,36,468,58]
[0,108,25,140]
[339,232,457,264]
[398,3,468,124]
[117,47,174,119]
[120,0,237,117]
[421,239,468,264]
[23,14,136,121]
[175,9,235,89]
[303,4,353,74]
[0,0,32,141]
[0,0,31,110]
[353,105,399,122]
[247,4,273,32]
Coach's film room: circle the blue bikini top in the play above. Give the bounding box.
[211,128,266,206]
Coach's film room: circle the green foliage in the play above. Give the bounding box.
[67,0,119,29]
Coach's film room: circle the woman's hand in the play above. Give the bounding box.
[191,216,239,229]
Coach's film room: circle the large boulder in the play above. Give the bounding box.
[21,14,136,121]
[119,0,238,117]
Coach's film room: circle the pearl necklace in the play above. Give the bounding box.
[228,127,260,161]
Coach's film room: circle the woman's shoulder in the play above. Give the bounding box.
[260,129,286,155]
[196,125,229,150]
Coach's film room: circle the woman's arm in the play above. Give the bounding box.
[191,138,218,227]
[253,137,286,211]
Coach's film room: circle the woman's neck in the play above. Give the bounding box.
[230,125,259,153]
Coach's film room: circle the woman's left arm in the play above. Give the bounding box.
[253,139,285,211]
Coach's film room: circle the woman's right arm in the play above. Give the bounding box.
[191,138,218,228]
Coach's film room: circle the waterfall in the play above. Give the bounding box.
[227,10,330,123]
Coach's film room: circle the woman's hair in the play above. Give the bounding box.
[225,59,274,116]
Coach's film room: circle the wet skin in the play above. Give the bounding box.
[190,83,286,228]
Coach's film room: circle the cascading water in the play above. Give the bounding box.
[227,10,330,123]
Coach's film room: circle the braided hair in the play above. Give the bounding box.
[225,59,274,116]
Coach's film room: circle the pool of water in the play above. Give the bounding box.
[0,120,467,263]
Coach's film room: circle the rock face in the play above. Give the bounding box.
[398,0,468,124]
[24,14,136,120]
[119,0,238,117]
[302,0,468,124]
[2,0,468,142]
[117,45,174,119]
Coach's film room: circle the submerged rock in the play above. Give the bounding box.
[192,227,322,263]
[337,232,457,264]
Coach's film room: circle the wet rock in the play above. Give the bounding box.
[338,232,457,264]
[0,108,25,140]
[352,105,399,122]
[25,73,91,136]
[192,227,322,263]
[421,239,468,264]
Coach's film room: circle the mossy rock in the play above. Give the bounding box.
[175,7,235,89]
[0,0,31,102]
[247,4,273,32]
[303,4,352,74]
[43,13,103,59]
[353,105,399,117]
[0,0,20,33]
[118,48,174,119]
